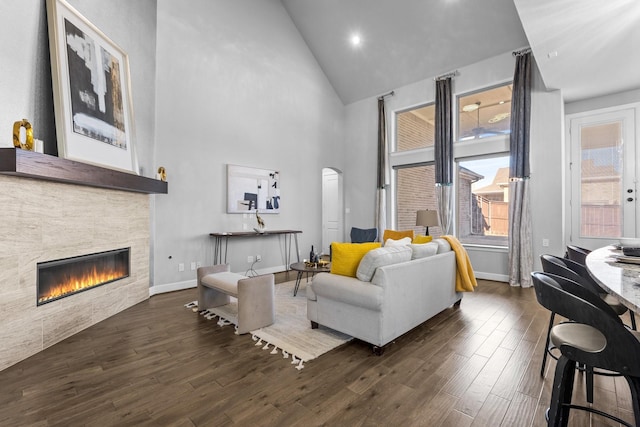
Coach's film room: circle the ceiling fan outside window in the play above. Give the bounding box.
[458,83,513,141]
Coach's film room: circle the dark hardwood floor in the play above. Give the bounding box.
[0,279,634,426]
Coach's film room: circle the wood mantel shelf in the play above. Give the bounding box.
[0,148,167,194]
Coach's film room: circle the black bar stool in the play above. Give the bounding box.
[532,272,640,427]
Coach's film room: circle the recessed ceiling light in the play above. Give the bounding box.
[350,34,362,47]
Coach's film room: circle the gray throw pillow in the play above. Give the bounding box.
[409,242,439,259]
[356,245,412,281]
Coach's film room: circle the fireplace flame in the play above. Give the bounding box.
[38,265,128,303]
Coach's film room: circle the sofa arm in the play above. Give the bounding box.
[237,274,275,334]
[197,264,230,282]
[311,273,383,311]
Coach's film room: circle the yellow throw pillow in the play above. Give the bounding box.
[330,242,381,277]
[412,235,433,244]
[382,229,415,242]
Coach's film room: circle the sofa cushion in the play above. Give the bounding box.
[330,242,381,277]
[412,235,433,244]
[383,236,412,247]
[382,229,415,242]
[409,242,439,260]
[356,245,412,281]
[200,271,248,297]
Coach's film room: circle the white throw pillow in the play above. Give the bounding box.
[409,242,439,260]
[356,246,412,281]
[384,237,412,247]
[432,238,451,254]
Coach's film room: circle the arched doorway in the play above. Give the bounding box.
[322,168,344,253]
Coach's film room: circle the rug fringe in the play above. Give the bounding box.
[250,334,306,369]
[188,300,315,370]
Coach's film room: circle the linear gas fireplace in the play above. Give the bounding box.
[37,248,130,306]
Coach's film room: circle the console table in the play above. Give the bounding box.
[209,230,302,268]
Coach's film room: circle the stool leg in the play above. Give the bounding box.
[541,312,556,377]
[548,355,576,427]
[293,271,303,296]
[625,376,640,427]
[585,365,594,404]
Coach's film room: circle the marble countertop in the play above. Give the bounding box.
[586,245,640,313]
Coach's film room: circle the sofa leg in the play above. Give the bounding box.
[372,345,385,356]
[454,299,462,307]
[311,321,318,329]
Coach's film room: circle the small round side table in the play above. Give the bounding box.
[289,262,330,296]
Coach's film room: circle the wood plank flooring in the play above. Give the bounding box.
[0,279,635,426]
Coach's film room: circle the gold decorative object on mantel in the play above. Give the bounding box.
[157,166,166,182]
[12,119,34,150]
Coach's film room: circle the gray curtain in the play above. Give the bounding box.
[376,97,388,239]
[434,77,453,235]
[508,50,533,288]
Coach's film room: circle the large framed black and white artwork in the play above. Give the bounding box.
[227,165,280,214]
[47,0,139,173]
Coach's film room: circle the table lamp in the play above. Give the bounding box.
[416,210,439,236]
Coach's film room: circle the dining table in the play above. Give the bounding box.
[585,245,640,314]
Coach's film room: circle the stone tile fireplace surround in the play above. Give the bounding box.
[0,174,152,371]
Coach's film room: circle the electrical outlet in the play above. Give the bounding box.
[256,254,262,262]
[247,255,254,263]
[196,261,202,268]
[190,261,196,270]
[542,238,549,247]
[178,263,185,272]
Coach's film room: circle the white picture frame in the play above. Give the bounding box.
[47,0,139,174]
[227,165,280,214]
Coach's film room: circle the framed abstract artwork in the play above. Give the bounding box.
[47,0,139,173]
[227,165,280,214]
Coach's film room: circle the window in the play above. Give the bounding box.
[458,84,512,141]
[457,156,510,246]
[395,165,440,237]
[395,104,435,151]
[391,82,511,247]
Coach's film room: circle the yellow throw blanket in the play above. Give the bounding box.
[441,235,478,292]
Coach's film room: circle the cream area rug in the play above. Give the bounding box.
[184,280,352,370]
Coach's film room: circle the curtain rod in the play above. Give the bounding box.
[433,70,457,81]
[377,90,395,100]
[512,47,531,56]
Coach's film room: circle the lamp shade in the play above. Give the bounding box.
[416,209,439,227]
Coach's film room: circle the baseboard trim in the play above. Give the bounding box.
[149,279,196,296]
[149,265,289,296]
[475,271,509,283]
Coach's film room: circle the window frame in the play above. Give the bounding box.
[390,80,512,248]
[393,101,436,153]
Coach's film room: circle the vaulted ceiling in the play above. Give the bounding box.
[281,0,640,105]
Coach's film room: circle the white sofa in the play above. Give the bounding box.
[306,239,461,353]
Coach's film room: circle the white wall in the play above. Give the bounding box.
[153,0,345,290]
[343,51,565,280]
[565,89,640,115]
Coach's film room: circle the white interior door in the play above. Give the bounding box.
[569,107,637,249]
[322,168,342,254]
